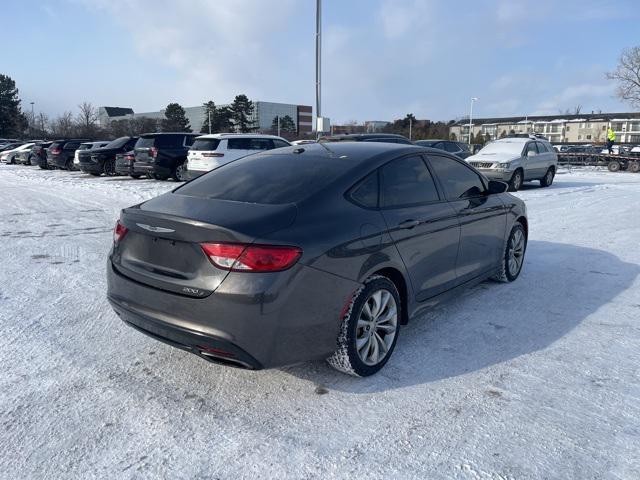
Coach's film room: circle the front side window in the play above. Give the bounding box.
[428,155,486,200]
[525,142,538,156]
[380,155,440,208]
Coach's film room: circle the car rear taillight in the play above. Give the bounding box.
[150,147,158,158]
[201,243,302,272]
[202,152,224,157]
[113,220,128,244]
[125,154,134,161]
[50,148,62,155]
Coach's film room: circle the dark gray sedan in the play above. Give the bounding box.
[107,142,527,376]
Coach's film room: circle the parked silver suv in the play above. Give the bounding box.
[465,136,558,191]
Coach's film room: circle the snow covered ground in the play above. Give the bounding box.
[0,165,639,479]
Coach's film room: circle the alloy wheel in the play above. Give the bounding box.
[356,289,398,366]
[507,229,525,277]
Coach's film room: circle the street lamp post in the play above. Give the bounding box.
[468,97,478,145]
[30,102,35,137]
[409,117,412,141]
[315,0,322,140]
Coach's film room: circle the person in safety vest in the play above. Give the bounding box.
[606,127,616,154]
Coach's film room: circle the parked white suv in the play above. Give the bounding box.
[465,136,558,191]
[185,134,291,179]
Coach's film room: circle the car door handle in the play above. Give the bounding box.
[398,219,421,230]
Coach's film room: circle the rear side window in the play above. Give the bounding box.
[176,152,352,204]
[444,142,459,153]
[136,137,155,148]
[228,138,273,150]
[78,143,91,150]
[191,139,221,151]
[428,155,486,200]
[155,135,183,149]
[349,172,378,208]
[536,142,550,153]
[105,137,131,149]
[64,142,80,149]
[380,155,440,208]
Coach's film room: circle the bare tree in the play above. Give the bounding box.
[606,46,640,108]
[35,112,49,138]
[76,101,98,137]
[51,111,75,137]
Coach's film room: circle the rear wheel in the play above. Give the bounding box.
[492,223,527,283]
[628,162,639,173]
[28,155,37,166]
[327,275,401,377]
[508,169,523,192]
[65,159,75,171]
[172,163,187,182]
[103,159,116,176]
[540,167,555,187]
[153,173,169,181]
[608,160,621,172]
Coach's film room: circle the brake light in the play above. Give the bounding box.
[150,146,158,158]
[113,220,128,244]
[50,148,62,155]
[125,154,134,161]
[202,152,224,157]
[201,243,302,272]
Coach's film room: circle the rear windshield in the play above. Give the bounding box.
[176,152,352,204]
[105,137,130,149]
[78,143,92,150]
[50,142,64,149]
[136,135,188,149]
[191,138,221,151]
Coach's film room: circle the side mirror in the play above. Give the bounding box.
[487,180,508,194]
[527,150,536,157]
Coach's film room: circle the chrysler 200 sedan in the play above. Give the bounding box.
[107,142,528,377]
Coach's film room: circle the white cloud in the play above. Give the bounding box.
[533,83,616,115]
[378,0,434,39]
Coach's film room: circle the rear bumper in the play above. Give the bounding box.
[115,160,135,175]
[106,258,361,369]
[79,161,103,173]
[48,155,67,168]
[133,161,170,177]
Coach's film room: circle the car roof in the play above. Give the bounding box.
[195,133,288,140]
[140,132,199,137]
[319,133,409,141]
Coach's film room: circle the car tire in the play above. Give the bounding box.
[103,159,116,176]
[28,155,37,166]
[539,167,555,187]
[172,163,187,182]
[508,169,523,192]
[65,159,75,171]
[607,160,621,172]
[491,222,527,283]
[628,162,639,173]
[89,172,101,177]
[327,275,401,377]
[153,173,169,181]
[130,173,142,179]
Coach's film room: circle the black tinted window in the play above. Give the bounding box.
[525,142,538,155]
[155,135,183,149]
[135,137,155,148]
[185,136,196,146]
[536,142,549,153]
[105,137,130,149]
[273,139,290,148]
[428,155,486,199]
[191,139,221,151]
[349,172,378,208]
[228,138,273,150]
[444,142,459,153]
[380,155,439,207]
[176,152,352,204]
[64,142,80,149]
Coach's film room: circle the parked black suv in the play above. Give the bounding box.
[133,133,198,181]
[46,139,91,170]
[319,133,413,144]
[78,136,139,176]
[414,140,472,159]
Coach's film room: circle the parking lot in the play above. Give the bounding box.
[1,165,639,479]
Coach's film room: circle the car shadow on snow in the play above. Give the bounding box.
[519,180,601,191]
[281,240,639,394]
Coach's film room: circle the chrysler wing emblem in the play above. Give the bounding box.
[136,223,175,233]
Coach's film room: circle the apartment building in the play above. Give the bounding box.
[450,112,640,144]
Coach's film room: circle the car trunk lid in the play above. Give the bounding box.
[112,193,297,297]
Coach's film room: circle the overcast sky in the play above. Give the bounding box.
[4,0,639,123]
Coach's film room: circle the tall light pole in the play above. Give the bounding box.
[208,109,212,134]
[30,102,35,137]
[277,116,281,137]
[315,0,322,140]
[409,117,412,141]
[468,97,478,145]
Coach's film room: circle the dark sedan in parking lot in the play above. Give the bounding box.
[414,139,472,159]
[78,136,138,176]
[108,142,527,376]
